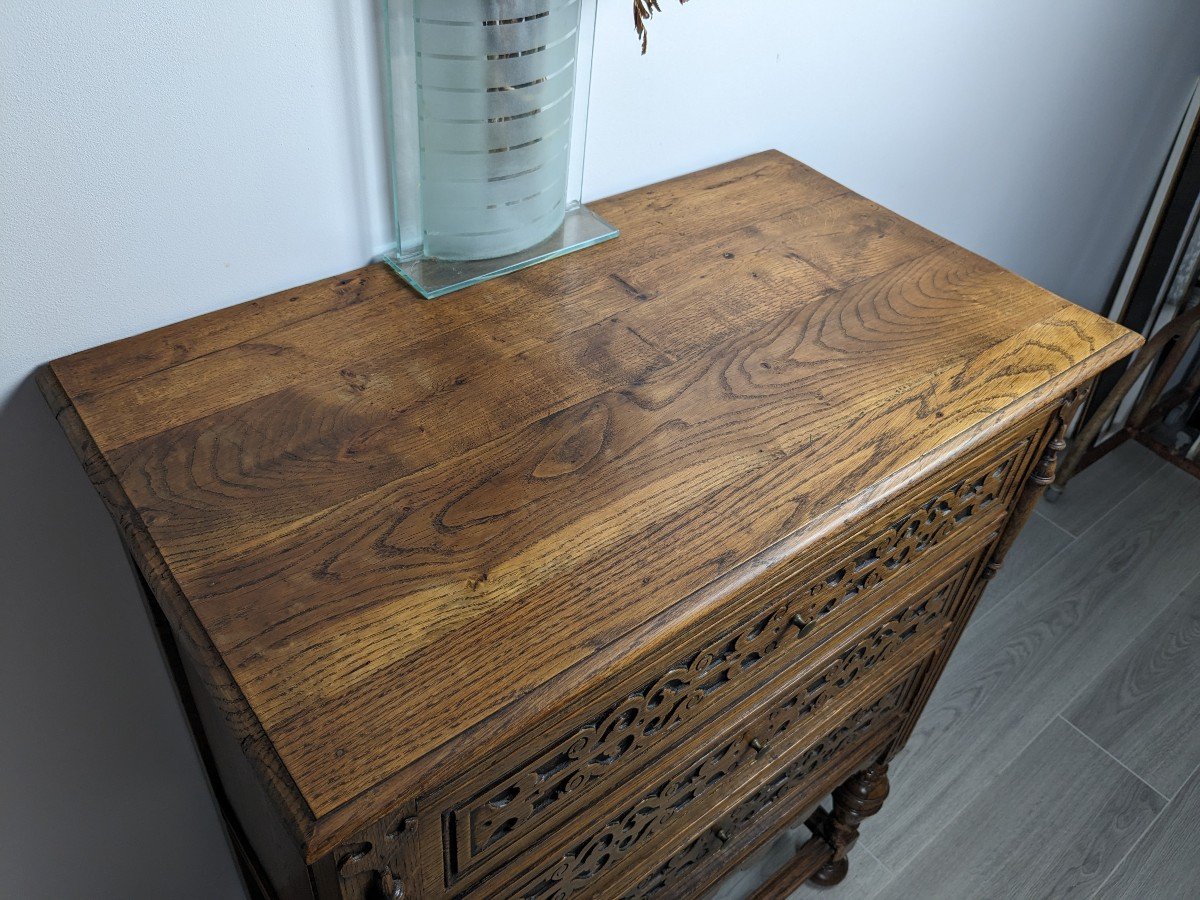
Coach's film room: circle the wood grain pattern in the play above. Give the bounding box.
[981,510,1071,607]
[1065,574,1200,797]
[39,151,1139,865]
[1094,763,1200,899]
[875,717,1164,899]
[1041,439,1165,537]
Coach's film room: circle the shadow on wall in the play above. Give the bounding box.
[0,374,245,900]
[333,0,394,259]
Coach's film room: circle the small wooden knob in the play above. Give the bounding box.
[749,738,765,752]
[714,828,730,843]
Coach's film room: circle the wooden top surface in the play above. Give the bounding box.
[41,151,1139,856]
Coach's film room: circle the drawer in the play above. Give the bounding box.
[430,417,1039,896]
[488,542,991,900]
[622,675,918,899]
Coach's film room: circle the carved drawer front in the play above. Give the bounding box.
[767,420,1036,636]
[622,674,919,899]
[612,547,998,900]
[493,551,984,900]
[505,673,920,900]
[431,423,1035,896]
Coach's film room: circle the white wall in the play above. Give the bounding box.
[2,2,1198,897]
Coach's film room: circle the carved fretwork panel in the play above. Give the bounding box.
[623,680,914,899]
[509,670,918,900]
[334,809,419,900]
[441,438,1028,888]
[792,437,1026,627]
[444,600,791,887]
[760,561,966,746]
[509,733,761,900]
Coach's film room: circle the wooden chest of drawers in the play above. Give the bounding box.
[39,152,1139,899]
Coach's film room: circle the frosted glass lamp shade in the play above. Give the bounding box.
[380,0,617,298]
[414,0,578,260]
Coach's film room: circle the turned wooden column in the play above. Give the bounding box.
[808,763,891,887]
[981,388,1087,583]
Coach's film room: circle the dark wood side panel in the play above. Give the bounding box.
[175,641,314,900]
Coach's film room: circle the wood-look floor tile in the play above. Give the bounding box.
[983,509,1073,607]
[876,717,1164,899]
[861,464,1200,869]
[1095,763,1200,899]
[1041,441,1164,536]
[707,831,795,900]
[1064,573,1200,798]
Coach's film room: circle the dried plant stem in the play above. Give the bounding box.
[634,0,687,54]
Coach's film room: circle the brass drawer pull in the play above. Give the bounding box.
[749,738,765,753]
[714,828,731,843]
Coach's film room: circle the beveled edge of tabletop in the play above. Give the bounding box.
[36,360,320,852]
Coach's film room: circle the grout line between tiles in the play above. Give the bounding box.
[1084,786,1171,900]
[1055,565,1200,788]
[908,452,1189,658]
[1168,755,1200,804]
[1045,443,1168,539]
[872,711,1067,882]
[1052,454,1174,541]
[981,518,1077,609]
[951,516,1079,634]
[1031,507,1075,541]
[858,841,891,874]
[857,842,893,900]
[1057,715,1170,802]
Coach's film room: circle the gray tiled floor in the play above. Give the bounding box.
[712,445,1200,899]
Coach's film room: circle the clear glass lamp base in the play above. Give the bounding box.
[383,203,618,300]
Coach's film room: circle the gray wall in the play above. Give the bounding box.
[3,2,1199,897]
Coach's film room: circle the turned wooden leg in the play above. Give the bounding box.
[983,388,1086,582]
[808,856,850,887]
[808,763,890,887]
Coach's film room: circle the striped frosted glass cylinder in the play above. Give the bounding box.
[413,0,582,261]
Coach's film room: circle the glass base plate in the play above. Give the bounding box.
[382,204,618,300]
